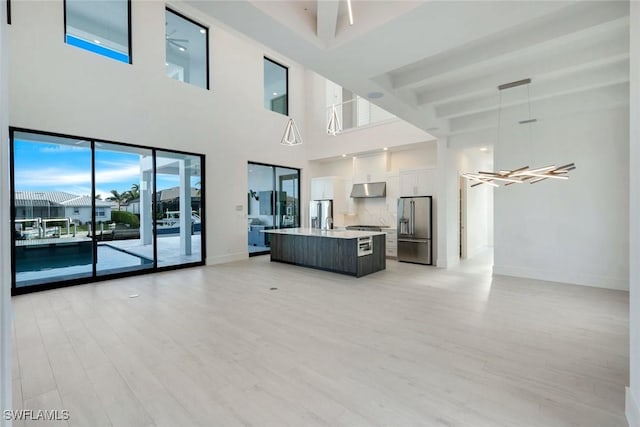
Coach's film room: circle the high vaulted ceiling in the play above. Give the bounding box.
[188,0,630,147]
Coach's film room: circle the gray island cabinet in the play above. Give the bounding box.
[263,228,386,277]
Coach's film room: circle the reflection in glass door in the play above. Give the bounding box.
[95,142,155,275]
[247,162,300,256]
[276,167,300,229]
[11,131,94,288]
[155,151,203,268]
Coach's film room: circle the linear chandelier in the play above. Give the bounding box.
[462,163,576,187]
[280,118,303,146]
[463,78,576,188]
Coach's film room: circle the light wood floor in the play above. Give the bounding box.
[11,251,629,427]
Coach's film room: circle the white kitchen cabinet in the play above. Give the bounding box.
[353,152,388,184]
[385,172,399,213]
[310,176,346,214]
[399,168,437,197]
[382,228,397,258]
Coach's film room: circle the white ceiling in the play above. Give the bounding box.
[187,0,630,146]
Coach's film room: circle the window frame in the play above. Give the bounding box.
[264,56,289,116]
[62,0,133,64]
[165,7,210,90]
[7,0,11,25]
[9,126,207,296]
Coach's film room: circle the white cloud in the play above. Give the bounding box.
[15,165,141,187]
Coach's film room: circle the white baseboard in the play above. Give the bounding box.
[627,387,640,427]
[206,252,248,265]
[493,264,628,291]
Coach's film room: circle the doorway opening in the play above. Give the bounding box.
[247,162,300,256]
[457,147,494,263]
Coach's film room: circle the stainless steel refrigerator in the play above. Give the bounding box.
[309,200,334,230]
[398,196,432,265]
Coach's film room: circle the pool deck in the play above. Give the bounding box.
[109,234,202,267]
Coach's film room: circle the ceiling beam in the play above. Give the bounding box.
[416,36,629,106]
[388,1,629,90]
[435,59,630,120]
[447,83,629,135]
[317,0,340,41]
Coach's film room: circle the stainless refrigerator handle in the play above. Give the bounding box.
[410,200,415,235]
[317,202,322,229]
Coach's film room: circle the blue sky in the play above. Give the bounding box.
[13,140,200,199]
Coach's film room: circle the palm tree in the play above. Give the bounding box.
[127,183,140,200]
[106,190,128,211]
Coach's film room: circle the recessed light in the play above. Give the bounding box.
[200,29,206,34]
[273,92,278,96]
[383,147,388,151]
[480,147,489,152]
[352,156,357,159]
[165,62,169,66]
[94,40,101,44]
[342,154,347,157]
[367,91,384,99]
[179,47,185,52]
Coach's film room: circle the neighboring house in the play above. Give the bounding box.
[156,187,200,215]
[14,191,112,224]
[122,197,140,215]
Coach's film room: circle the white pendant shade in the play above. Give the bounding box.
[280,118,303,146]
[327,104,342,136]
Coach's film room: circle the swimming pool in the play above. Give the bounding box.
[15,242,153,288]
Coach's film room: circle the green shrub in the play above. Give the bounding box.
[111,210,140,228]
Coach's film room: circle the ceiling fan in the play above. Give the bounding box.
[166,27,188,52]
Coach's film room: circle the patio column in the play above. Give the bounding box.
[179,159,192,256]
[140,164,153,246]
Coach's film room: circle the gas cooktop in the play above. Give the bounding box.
[345,225,390,231]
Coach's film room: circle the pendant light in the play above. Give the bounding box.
[462,78,575,187]
[280,118,303,146]
[327,104,342,136]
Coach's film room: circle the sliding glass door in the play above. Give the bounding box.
[12,132,94,288]
[94,142,155,276]
[10,128,206,294]
[247,162,300,256]
[155,150,203,268]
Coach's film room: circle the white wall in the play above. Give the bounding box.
[8,0,311,265]
[494,106,629,290]
[628,2,640,425]
[0,1,12,424]
[305,71,435,160]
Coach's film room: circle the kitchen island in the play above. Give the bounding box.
[263,228,386,277]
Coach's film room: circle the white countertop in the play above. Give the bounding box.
[262,228,386,239]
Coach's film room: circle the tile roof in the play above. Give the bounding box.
[14,191,111,207]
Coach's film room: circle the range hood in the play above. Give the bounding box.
[350,182,386,198]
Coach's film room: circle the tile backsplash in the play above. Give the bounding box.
[343,198,397,227]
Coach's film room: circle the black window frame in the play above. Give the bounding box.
[7,0,11,25]
[165,7,210,90]
[247,161,301,257]
[264,57,289,116]
[9,127,207,296]
[62,0,133,64]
